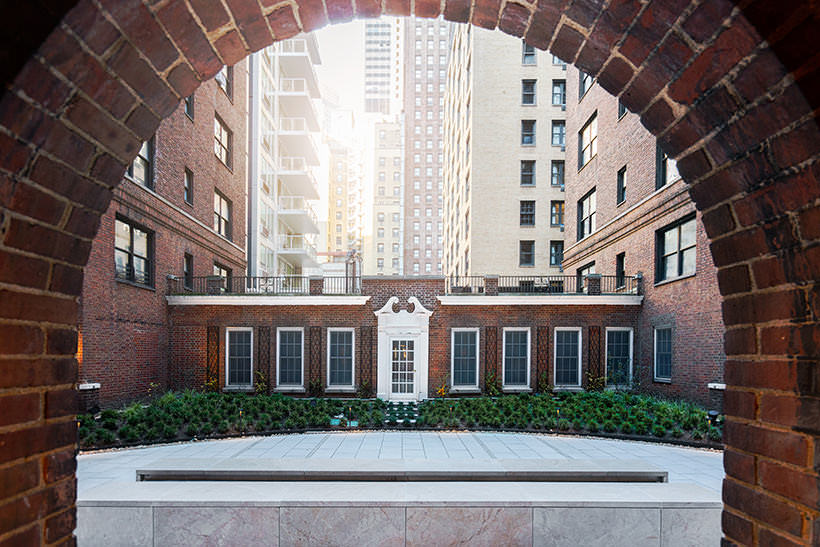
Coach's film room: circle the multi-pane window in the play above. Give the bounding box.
[327,330,354,387]
[521,79,536,105]
[215,66,232,97]
[114,218,152,286]
[656,143,681,189]
[184,168,193,205]
[657,215,696,282]
[554,328,581,386]
[579,113,598,167]
[551,160,564,187]
[616,252,626,288]
[576,262,595,293]
[184,95,194,119]
[214,190,232,240]
[618,100,627,119]
[451,329,478,388]
[503,329,529,388]
[521,120,536,145]
[551,121,565,146]
[550,201,564,227]
[226,328,252,386]
[520,201,535,226]
[519,240,535,266]
[654,327,672,381]
[214,117,231,167]
[183,253,193,290]
[522,42,536,64]
[606,328,632,385]
[127,139,153,189]
[520,160,535,186]
[577,189,596,240]
[278,329,303,386]
[579,70,592,98]
[550,241,564,267]
[616,166,626,204]
[552,80,566,106]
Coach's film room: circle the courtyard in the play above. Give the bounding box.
[77,431,723,545]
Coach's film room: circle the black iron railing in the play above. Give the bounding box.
[168,276,364,296]
[323,276,362,295]
[445,276,485,294]
[600,275,640,294]
[497,275,578,294]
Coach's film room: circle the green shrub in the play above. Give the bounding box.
[97,429,116,445]
[118,425,138,443]
[671,427,683,438]
[652,425,667,438]
[586,420,599,432]
[557,419,571,431]
[571,419,584,431]
[144,427,159,441]
[692,430,703,440]
[161,423,178,439]
[619,421,634,434]
[101,417,118,431]
[707,427,722,442]
[216,420,229,434]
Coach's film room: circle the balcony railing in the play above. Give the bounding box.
[498,275,578,294]
[445,276,485,294]
[278,196,317,225]
[278,234,317,260]
[279,39,308,54]
[280,78,308,93]
[279,117,308,132]
[167,276,362,296]
[279,156,308,171]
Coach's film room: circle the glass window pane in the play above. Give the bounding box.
[329,331,353,386]
[228,330,252,385]
[115,220,130,251]
[680,219,696,248]
[664,254,678,280]
[555,330,579,385]
[664,228,678,253]
[132,228,148,257]
[114,249,129,278]
[606,331,630,385]
[279,331,302,385]
[132,257,148,284]
[452,331,477,386]
[504,331,528,386]
[681,247,696,276]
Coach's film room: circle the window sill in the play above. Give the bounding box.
[115,278,156,292]
[554,386,583,391]
[520,144,536,148]
[519,264,535,268]
[184,200,194,208]
[275,386,306,393]
[502,387,532,393]
[223,385,254,393]
[185,112,194,122]
[325,387,356,393]
[653,378,672,384]
[654,272,696,288]
[215,155,234,173]
[616,199,626,208]
[450,387,480,394]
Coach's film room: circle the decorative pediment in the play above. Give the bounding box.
[374,296,433,318]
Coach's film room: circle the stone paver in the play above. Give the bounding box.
[78,431,723,496]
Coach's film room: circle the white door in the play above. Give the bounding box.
[390,339,415,399]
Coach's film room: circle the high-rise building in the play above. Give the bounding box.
[363,18,403,115]
[327,138,365,255]
[443,27,567,277]
[562,65,725,407]
[366,121,404,275]
[79,62,249,406]
[402,18,451,276]
[247,36,322,278]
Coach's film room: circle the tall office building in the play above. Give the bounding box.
[247,35,322,277]
[443,26,567,277]
[402,18,451,276]
[367,121,404,275]
[363,18,403,115]
[327,139,365,255]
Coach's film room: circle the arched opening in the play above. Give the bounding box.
[0,1,818,544]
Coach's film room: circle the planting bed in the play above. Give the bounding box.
[78,391,723,451]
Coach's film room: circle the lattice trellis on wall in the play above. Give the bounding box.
[309,326,321,386]
[485,326,498,386]
[588,326,602,382]
[536,326,549,388]
[205,326,219,392]
[257,326,271,394]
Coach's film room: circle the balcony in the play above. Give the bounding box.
[277,78,319,128]
[445,274,643,296]
[167,276,362,296]
[278,117,319,163]
[278,195,319,234]
[277,38,320,80]
[277,156,320,199]
[278,234,318,267]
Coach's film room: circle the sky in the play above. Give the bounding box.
[314,20,367,121]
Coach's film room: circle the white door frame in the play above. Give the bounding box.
[375,296,432,401]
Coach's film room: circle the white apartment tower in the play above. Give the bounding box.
[367,121,404,275]
[248,35,323,278]
[364,18,403,115]
[443,26,568,277]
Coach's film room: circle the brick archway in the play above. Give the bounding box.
[0,1,817,544]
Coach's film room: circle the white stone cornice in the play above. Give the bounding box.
[436,295,643,306]
[166,295,371,306]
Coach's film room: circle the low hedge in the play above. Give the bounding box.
[78,390,722,450]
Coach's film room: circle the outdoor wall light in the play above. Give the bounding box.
[707,410,719,426]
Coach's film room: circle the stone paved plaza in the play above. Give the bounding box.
[78,431,724,495]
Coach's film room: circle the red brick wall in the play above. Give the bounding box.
[79,70,248,407]
[563,66,725,408]
[168,280,640,396]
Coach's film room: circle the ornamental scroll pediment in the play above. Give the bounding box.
[374,296,433,318]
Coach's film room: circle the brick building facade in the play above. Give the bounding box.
[166,276,643,400]
[562,67,725,408]
[79,64,248,407]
